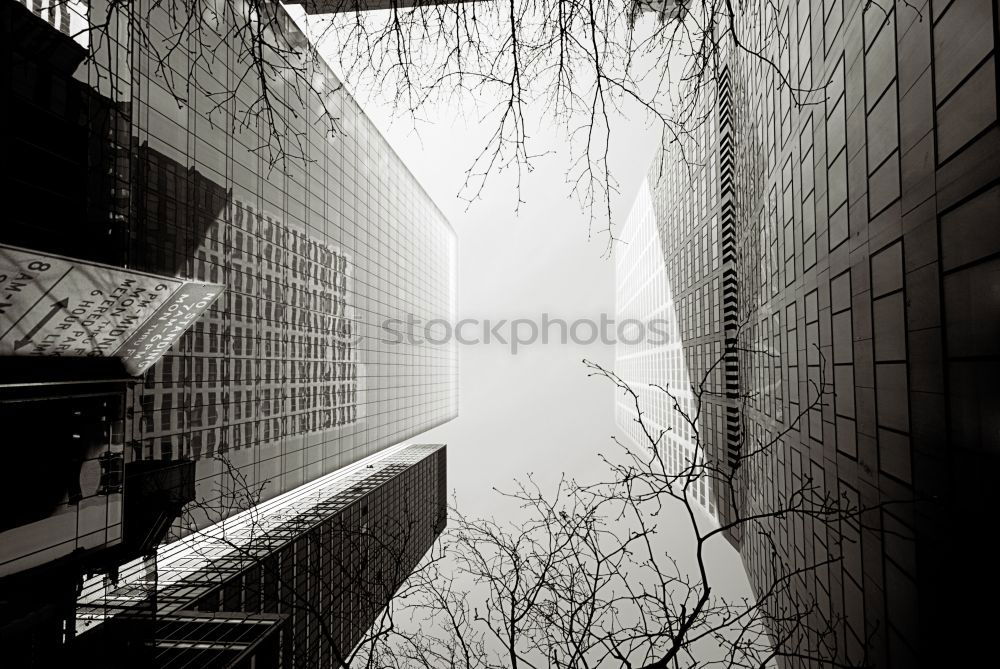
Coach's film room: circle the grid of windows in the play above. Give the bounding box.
[75,443,447,667]
[614,89,724,520]
[622,1,999,665]
[94,0,461,523]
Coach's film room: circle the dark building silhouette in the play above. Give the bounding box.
[620,1,999,667]
[1,0,129,267]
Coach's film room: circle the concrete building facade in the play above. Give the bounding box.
[619,0,999,666]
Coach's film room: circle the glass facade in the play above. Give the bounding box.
[119,1,458,523]
[1,1,456,654]
[614,133,723,520]
[0,389,125,576]
[74,443,447,667]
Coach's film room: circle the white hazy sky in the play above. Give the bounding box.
[360,91,659,516]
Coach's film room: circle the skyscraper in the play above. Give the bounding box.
[1,0,458,659]
[614,95,725,519]
[618,1,999,666]
[77,443,445,667]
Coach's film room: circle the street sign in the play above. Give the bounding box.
[117,283,224,375]
[0,244,222,375]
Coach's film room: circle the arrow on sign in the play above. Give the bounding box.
[13,298,69,351]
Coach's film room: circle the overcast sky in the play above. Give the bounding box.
[358,85,658,516]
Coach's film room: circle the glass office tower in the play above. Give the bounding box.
[121,0,458,521]
[1,0,457,661]
[74,443,447,668]
[614,127,724,521]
